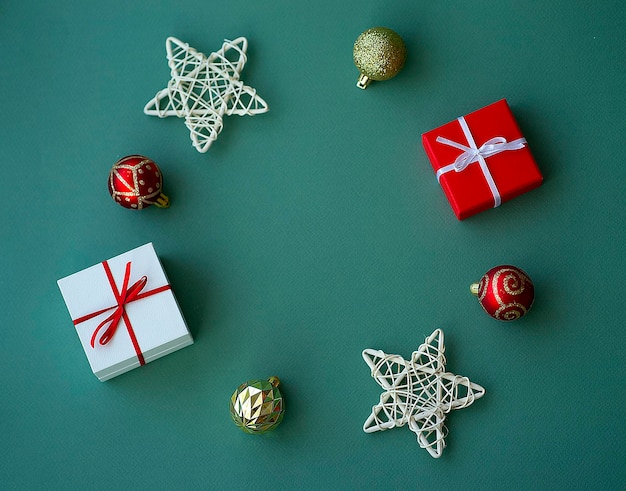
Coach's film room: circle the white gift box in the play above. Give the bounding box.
[57,243,193,381]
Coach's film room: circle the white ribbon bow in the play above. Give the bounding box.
[434,116,526,208]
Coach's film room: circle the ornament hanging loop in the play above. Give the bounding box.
[154,193,170,208]
[356,73,371,89]
[268,376,280,388]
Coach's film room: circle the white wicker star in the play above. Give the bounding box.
[144,37,269,153]
[362,329,485,458]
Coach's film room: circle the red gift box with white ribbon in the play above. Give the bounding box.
[422,99,543,220]
[57,243,193,381]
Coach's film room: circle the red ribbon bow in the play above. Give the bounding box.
[72,260,171,365]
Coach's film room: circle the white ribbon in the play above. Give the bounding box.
[435,116,526,208]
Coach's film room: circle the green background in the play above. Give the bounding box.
[1,1,624,489]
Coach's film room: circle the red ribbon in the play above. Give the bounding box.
[72,260,171,365]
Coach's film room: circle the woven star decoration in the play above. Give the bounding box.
[144,37,269,153]
[362,329,485,458]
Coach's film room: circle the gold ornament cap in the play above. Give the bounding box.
[154,193,170,208]
[353,27,407,89]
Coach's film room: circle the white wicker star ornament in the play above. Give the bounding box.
[144,37,269,153]
[362,329,485,458]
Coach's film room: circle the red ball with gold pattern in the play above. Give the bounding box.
[470,265,534,321]
[108,155,169,210]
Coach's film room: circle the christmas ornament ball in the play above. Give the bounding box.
[353,27,407,89]
[230,376,284,434]
[108,155,169,210]
[470,265,534,321]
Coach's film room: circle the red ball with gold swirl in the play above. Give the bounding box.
[470,265,534,321]
[108,155,169,210]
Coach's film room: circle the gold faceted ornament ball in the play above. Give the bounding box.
[229,376,284,434]
[353,27,407,89]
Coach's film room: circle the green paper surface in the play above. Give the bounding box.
[1,1,624,489]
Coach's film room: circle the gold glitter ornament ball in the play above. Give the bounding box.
[353,27,407,89]
[230,376,284,434]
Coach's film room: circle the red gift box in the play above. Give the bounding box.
[422,99,543,220]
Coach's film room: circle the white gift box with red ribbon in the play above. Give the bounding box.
[57,243,193,381]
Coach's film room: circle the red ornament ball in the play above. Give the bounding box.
[470,265,534,321]
[108,155,169,210]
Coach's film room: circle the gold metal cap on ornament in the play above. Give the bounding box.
[229,376,284,434]
[353,27,407,89]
